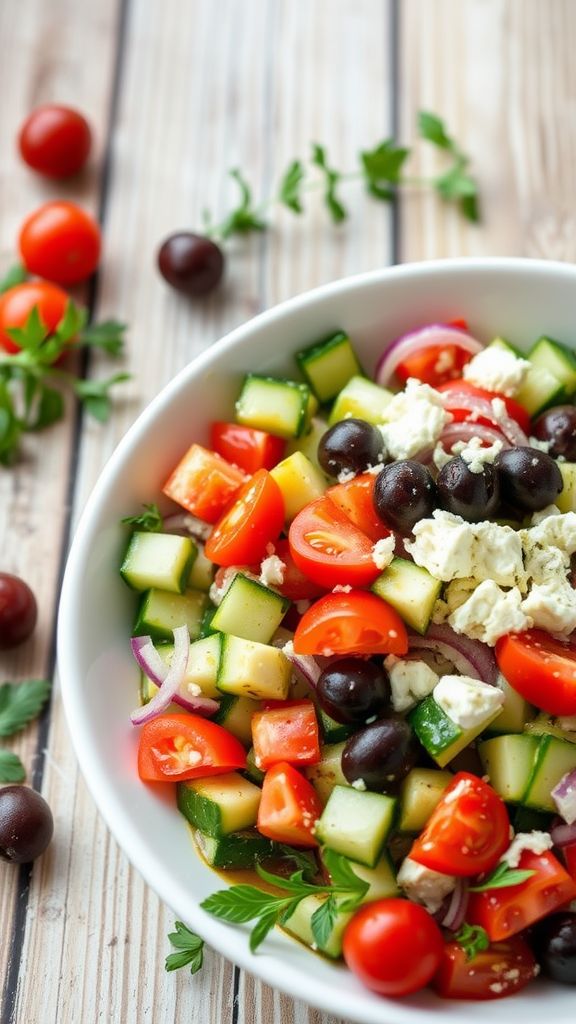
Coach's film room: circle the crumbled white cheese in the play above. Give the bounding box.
[449,580,532,646]
[472,520,526,589]
[433,443,452,471]
[186,682,202,697]
[372,535,395,570]
[378,379,452,460]
[365,462,385,476]
[463,347,530,397]
[405,511,525,588]
[337,469,357,484]
[523,541,569,585]
[434,347,457,375]
[521,576,576,636]
[384,655,439,713]
[351,778,367,791]
[458,436,503,474]
[259,554,286,588]
[208,569,237,606]
[433,674,504,729]
[332,584,352,594]
[397,857,457,913]
[524,510,576,557]
[490,396,508,422]
[528,436,551,453]
[500,831,553,868]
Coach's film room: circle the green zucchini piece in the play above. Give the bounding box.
[120,531,195,593]
[210,573,290,644]
[236,374,313,439]
[328,375,394,426]
[216,635,291,700]
[372,557,442,635]
[193,828,274,869]
[133,587,208,641]
[315,785,396,867]
[177,772,261,837]
[296,331,363,403]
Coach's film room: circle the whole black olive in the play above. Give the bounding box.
[437,456,500,522]
[317,658,391,724]
[318,419,387,478]
[0,786,54,863]
[494,446,563,512]
[532,405,576,461]
[157,232,225,296]
[342,717,418,791]
[373,461,437,533]
[531,912,576,985]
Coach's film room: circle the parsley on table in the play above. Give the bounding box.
[0,679,51,783]
[165,921,205,976]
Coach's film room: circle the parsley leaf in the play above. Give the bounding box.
[278,160,305,213]
[310,895,338,948]
[218,169,268,239]
[0,750,26,784]
[469,861,536,892]
[121,503,164,533]
[165,921,204,975]
[25,385,65,432]
[0,264,27,295]
[418,110,480,223]
[0,380,21,466]
[78,320,127,356]
[311,144,347,223]
[360,139,410,200]
[0,679,51,738]
[54,300,88,346]
[418,111,456,152]
[274,843,317,880]
[74,373,131,422]
[454,922,490,961]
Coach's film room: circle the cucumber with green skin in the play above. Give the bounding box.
[193,828,274,869]
[296,331,363,403]
[177,772,261,837]
[315,785,397,867]
[133,587,208,641]
[210,573,290,644]
[236,374,314,439]
[372,558,442,635]
[121,531,196,593]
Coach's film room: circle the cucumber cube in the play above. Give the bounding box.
[315,785,396,867]
[177,772,261,837]
[193,828,274,869]
[557,463,576,514]
[479,733,539,803]
[120,532,195,593]
[210,573,289,644]
[409,694,501,768]
[398,767,452,832]
[236,374,312,439]
[213,694,262,746]
[217,635,291,701]
[133,587,208,641]
[329,375,394,426]
[372,558,442,635]
[305,742,349,805]
[282,894,353,958]
[523,735,576,812]
[296,331,363,403]
[528,336,576,395]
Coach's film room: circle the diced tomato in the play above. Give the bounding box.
[409,773,510,877]
[163,443,247,524]
[210,421,286,474]
[257,761,322,847]
[563,841,576,879]
[270,539,326,601]
[433,935,537,1000]
[327,473,391,543]
[496,629,576,716]
[396,344,473,388]
[137,713,246,782]
[205,469,285,566]
[289,496,381,589]
[467,850,576,941]
[251,701,320,771]
[437,380,531,434]
[293,590,408,657]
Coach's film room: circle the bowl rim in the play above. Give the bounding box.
[58,257,576,1024]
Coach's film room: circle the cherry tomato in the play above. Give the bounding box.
[251,702,320,770]
[269,539,325,602]
[326,473,391,543]
[467,850,576,941]
[409,772,510,877]
[205,469,285,566]
[293,591,408,657]
[496,629,576,716]
[137,713,246,782]
[342,898,444,997]
[433,935,537,1000]
[0,281,70,354]
[396,343,472,388]
[289,496,380,589]
[19,201,101,285]
[437,380,531,434]
[210,422,285,474]
[18,104,91,178]
[163,443,247,524]
[256,761,322,847]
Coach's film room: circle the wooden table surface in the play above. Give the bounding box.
[1,1,575,1021]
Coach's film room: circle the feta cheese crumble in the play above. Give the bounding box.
[405,510,525,587]
[378,379,452,460]
[397,857,457,913]
[521,576,576,635]
[448,580,532,646]
[372,535,395,570]
[384,655,439,712]
[433,675,504,729]
[500,831,553,868]
[463,347,530,397]
[259,554,286,587]
[457,436,503,474]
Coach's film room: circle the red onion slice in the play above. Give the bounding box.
[283,642,323,690]
[374,325,483,388]
[409,624,498,685]
[552,769,576,826]
[550,820,576,847]
[441,390,528,447]
[435,879,469,931]
[438,421,511,451]
[131,625,190,725]
[131,630,219,721]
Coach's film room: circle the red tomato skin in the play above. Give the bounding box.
[18,104,91,177]
[205,469,285,566]
[163,444,247,524]
[256,761,322,847]
[19,200,101,284]
[467,850,576,941]
[437,380,531,434]
[326,473,391,543]
[496,630,576,716]
[251,702,320,770]
[293,591,408,657]
[342,899,444,997]
[396,344,472,388]
[270,539,326,601]
[563,841,576,880]
[137,713,247,782]
[210,422,286,474]
[0,281,70,354]
[289,497,381,589]
[409,772,510,877]
[433,935,537,1000]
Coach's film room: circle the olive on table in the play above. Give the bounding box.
[531,912,576,985]
[373,460,437,533]
[318,419,387,478]
[532,405,576,462]
[437,456,500,522]
[316,658,391,725]
[0,573,37,649]
[0,786,53,863]
[494,446,563,512]
[157,232,225,296]
[342,717,418,791]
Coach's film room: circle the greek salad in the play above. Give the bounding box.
[120,319,576,1001]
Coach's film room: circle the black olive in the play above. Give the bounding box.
[318,419,387,478]
[157,232,224,296]
[0,786,53,863]
[494,446,563,512]
[317,658,391,724]
[531,912,576,985]
[532,405,576,461]
[373,460,437,533]
[437,456,500,522]
[342,717,418,791]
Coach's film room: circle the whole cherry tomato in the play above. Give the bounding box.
[19,201,101,284]
[0,281,70,354]
[18,104,91,178]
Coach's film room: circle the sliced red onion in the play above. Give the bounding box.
[552,770,576,826]
[131,625,189,725]
[374,325,483,388]
[550,820,576,847]
[440,389,528,447]
[435,879,469,931]
[131,630,219,721]
[438,420,511,451]
[131,635,167,687]
[409,623,498,685]
[283,643,323,690]
[163,512,212,542]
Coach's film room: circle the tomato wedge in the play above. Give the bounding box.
[251,701,320,770]
[205,469,285,566]
[433,935,537,1000]
[256,761,322,847]
[293,590,408,657]
[163,443,247,524]
[437,380,531,434]
[289,496,380,588]
[409,773,510,877]
[327,473,391,543]
[210,421,286,474]
[467,850,576,941]
[496,629,576,716]
[396,344,472,388]
[269,539,326,601]
[137,713,246,782]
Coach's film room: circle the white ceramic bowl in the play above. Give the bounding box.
[59,259,576,1024]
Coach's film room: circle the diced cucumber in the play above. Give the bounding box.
[210,573,289,644]
[200,604,218,637]
[523,735,576,812]
[557,463,576,514]
[488,337,565,415]
[133,588,208,641]
[486,676,534,735]
[524,713,576,744]
[236,374,313,439]
[213,694,262,746]
[286,416,329,475]
[216,635,291,700]
[398,767,452,832]
[245,747,266,785]
[282,894,352,958]
[318,708,354,744]
[187,544,215,592]
[296,331,363,403]
[479,733,539,803]
[315,785,396,867]
[328,375,394,426]
[305,742,348,804]
[141,634,221,699]
[528,336,576,396]
[177,772,261,837]
[120,532,195,593]
[322,850,399,903]
[372,558,442,635]
[409,694,501,768]
[486,336,524,358]
[193,828,274,869]
[270,451,326,522]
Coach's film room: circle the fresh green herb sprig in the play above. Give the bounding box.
[121,503,164,533]
[165,921,205,976]
[203,111,480,246]
[0,289,128,464]
[0,678,51,782]
[469,861,536,892]
[200,849,369,953]
[454,922,490,961]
